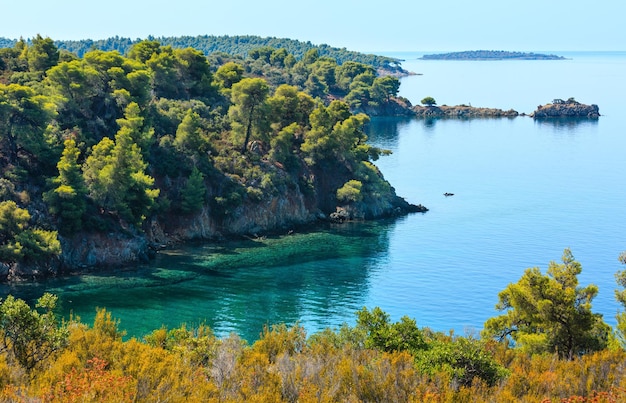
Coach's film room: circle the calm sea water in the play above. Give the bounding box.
[2,51,626,342]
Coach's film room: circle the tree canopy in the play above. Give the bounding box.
[421,96,437,106]
[483,248,610,359]
[0,35,405,73]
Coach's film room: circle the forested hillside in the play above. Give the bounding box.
[0,35,406,74]
[0,35,420,280]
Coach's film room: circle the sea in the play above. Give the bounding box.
[2,51,625,342]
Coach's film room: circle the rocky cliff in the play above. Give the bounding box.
[10,164,424,281]
[149,187,317,244]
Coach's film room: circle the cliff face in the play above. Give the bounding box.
[149,186,317,243]
[30,166,423,280]
[61,231,151,269]
[531,102,600,118]
[0,230,152,281]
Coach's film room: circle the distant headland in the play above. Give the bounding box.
[419,50,567,61]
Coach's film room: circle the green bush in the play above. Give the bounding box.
[336,180,363,203]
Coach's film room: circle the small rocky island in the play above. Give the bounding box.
[531,98,600,118]
[420,50,567,61]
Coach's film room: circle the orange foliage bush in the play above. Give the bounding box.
[0,309,625,402]
[43,357,135,402]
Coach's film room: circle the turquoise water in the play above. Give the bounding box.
[2,52,626,342]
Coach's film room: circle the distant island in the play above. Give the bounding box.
[420,50,567,60]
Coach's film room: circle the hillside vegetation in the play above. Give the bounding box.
[0,35,420,280]
[0,35,406,74]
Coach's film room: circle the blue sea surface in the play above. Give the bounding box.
[368,50,626,332]
[2,51,625,342]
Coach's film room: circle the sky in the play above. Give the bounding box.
[2,0,624,53]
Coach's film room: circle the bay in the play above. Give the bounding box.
[3,51,626,342]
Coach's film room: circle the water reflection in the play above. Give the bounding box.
[368,116,528,140]
[533,117,599,132]
[0,221,397,342]
[365,117,412,148]
[422,117,438,131]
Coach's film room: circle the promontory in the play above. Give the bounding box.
[0,36,424,281]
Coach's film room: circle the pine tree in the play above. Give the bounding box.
[44,139,87,234]
[483,249,610,359]
[83,125,159,225]
[116,102,154,156]
[180,167,206,213]
[174,109,204,155]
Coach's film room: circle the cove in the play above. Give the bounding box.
[0,220,400,342]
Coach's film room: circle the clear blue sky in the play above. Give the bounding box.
[3,0,624,52]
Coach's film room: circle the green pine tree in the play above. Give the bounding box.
[83,125,159,225]
[43,139,88,234]
[180,167,206,213]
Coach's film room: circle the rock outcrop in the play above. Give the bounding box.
[531,100,600,118]
[353,97,416,117]
[413,105,519,118]
[150,187,318,243]
[354,99,520,118]
[60,231,152,270]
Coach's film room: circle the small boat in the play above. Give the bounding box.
[443,192,454,197]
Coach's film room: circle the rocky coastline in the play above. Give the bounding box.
[1,171,427,282]
[0,96,598,282]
